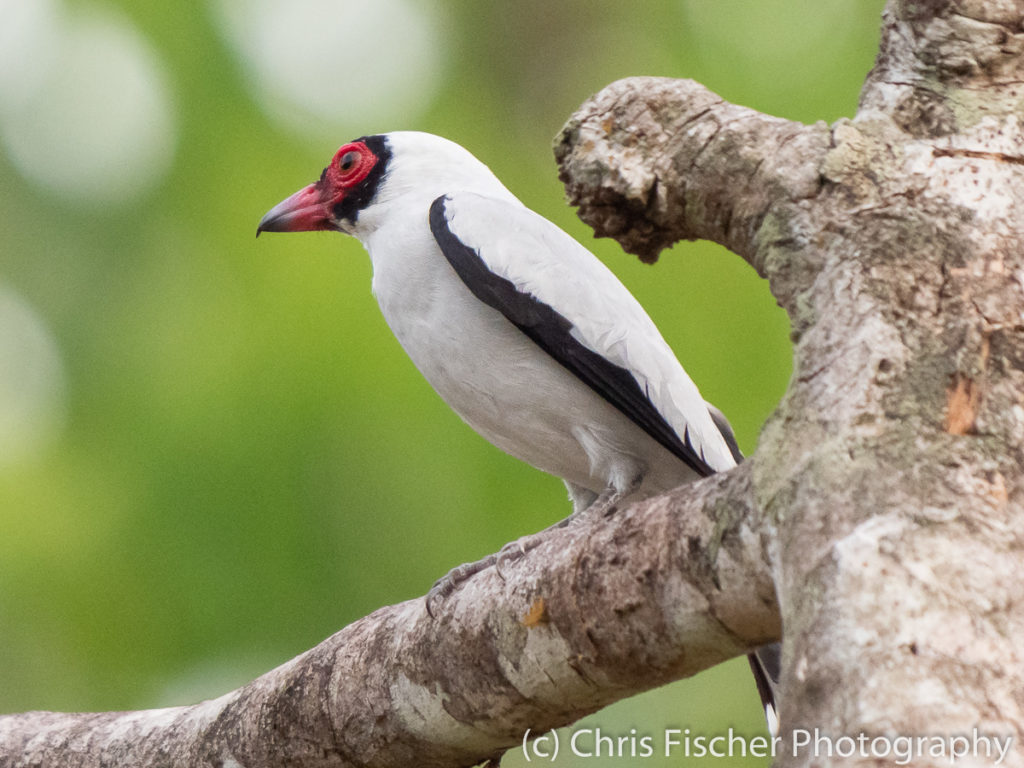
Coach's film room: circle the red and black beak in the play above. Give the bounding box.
[256,178,335,236]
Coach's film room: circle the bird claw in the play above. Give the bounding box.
[494,537,531,580]
[423,532,548,617]
[424,487,640,617]
[424,575,454,619]
[424,554,497,618]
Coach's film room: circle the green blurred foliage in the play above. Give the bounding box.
[0,0,883,763]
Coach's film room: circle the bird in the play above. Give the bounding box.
[257,130,779,730]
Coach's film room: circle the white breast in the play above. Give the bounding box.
[361,216,700,497]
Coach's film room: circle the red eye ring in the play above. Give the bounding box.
[330,142,377,187]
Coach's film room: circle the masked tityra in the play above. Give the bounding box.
[257,131,779,729]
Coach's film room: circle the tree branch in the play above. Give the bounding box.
[553,77,830,267]
[0,464,776,768]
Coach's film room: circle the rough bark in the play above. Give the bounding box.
[0,465,777,767]
[554,1,1024,765]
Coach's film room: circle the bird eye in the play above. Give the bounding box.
[338,150,360,173]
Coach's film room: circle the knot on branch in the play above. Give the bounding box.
[554,77,829,265]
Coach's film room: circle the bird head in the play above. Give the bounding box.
[257,132,517,239]
[256,135,392,237]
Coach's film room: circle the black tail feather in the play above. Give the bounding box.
[747,643,781,734]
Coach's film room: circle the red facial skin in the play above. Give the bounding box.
[256,141,378,235]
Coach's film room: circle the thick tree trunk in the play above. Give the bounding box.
[555,1,1024,764]
[1,1,1021,766]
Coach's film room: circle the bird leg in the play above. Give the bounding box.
[425,475,642,616]
[569,482,628,521]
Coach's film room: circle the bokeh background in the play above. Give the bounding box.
[0,0,883,764]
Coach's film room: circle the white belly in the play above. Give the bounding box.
[364,228,695,498]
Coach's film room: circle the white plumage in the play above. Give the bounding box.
[259,131,736,514]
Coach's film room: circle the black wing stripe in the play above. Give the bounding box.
[429,195,713,478]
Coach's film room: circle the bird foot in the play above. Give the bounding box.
[493,533,545,579]
[424,520,573,616]
[424,482,638,617]
[424,532,550,616]
[568,479,638,523]
[575,485,623,520]
[425,553,499,617]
